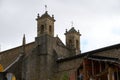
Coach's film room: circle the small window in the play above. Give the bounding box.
[118,71,120,80]
[114,72,117,80]
[101,62,105,71]
[69,39,72,46]
[76,40,79,49]
[49,25,52,33]
[41,25,44,34]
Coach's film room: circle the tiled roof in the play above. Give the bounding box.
[57,43,120,62]
[65,27,81,35]
[68,27,78,33]
[41,11,51,18]
[37,11,55,21]
[87,55,120,64]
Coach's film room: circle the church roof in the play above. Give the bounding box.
[41,11,51,18]
[36,11,55,21]
[68,27,78,33]
[65,27,81,35]
[3,54,23,71]
[0,42,35,69]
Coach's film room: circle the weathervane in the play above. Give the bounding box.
[45,5,47,11]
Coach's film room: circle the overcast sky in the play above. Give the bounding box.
[1,0,120,52]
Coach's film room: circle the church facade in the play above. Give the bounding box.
[0,10,120,80]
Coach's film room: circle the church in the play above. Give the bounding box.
[0,10,120,80]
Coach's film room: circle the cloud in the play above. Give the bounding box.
[1,0,120,52]
[80,15,120,52]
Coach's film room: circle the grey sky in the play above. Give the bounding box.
[1,0,120,52]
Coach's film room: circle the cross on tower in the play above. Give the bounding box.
[45,5,47,11]
[71,21,73,27]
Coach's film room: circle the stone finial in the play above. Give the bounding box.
[52,15,54,18]
[21,34,26,54]
[56,34,58,37]
[37,13,40,18]
[66,29,67,33]
[22,34,26,46]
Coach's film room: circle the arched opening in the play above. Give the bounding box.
[6,73,16,80]
[49,25,52,34]
[40,25,44,34]
[76,40,79,49]
[69,39,72,46]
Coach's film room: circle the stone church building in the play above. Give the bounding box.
[0,10,120,80]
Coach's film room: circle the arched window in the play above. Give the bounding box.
[6,73,16,80]
[69,39,72,46]
[49,25,52,33]
[41,25,44,34]
[76,40,79,49]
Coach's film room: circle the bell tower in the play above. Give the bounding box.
[33,10,56,80]
[65,27,81,55]
[36,11,55,37]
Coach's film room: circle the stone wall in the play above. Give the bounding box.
[55,56,84,80]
